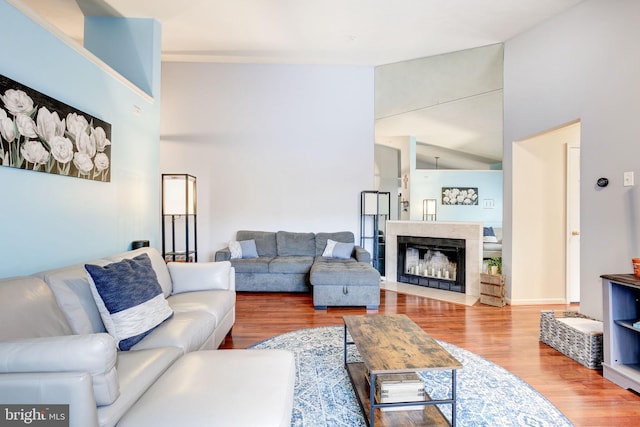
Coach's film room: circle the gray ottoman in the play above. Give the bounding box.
[310,258,380,310]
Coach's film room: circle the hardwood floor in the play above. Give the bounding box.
[219,289,640,426]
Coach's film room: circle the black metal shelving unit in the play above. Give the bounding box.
[360,191,390,276]
[162,174,197,262]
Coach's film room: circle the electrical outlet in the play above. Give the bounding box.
[624,171,634,187]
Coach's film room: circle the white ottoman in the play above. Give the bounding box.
[118,349,295,427]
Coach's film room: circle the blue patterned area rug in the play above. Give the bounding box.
[249,326,573,427]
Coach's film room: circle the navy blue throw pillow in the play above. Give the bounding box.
[85,253,173,351]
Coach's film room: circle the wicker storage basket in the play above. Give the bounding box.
[539,311,603,369]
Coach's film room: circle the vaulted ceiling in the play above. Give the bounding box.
[17,0,585,168]
[20,0,584,65]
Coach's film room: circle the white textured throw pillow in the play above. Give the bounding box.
[322,239,338,257]
[229,241,242,259]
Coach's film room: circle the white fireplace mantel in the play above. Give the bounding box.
[385,221,483,297]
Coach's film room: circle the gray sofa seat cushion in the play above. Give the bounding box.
[237,231,277,257]
[269,256,314,274]
[310,257,380,287]
[231,257,273,273]
[315,232,355,256]
[276,231,316,256]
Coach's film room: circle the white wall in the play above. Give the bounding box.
[504,0,640,318]
[160,63,374,260]
[0,3,161,278]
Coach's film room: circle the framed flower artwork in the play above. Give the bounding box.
[442,187,478,205]
[0,74,111,182]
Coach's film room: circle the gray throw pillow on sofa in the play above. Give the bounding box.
[239,240,259,258]
[332,242,354,259]
[229,240,259,259]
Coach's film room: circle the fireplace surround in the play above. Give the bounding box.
[385,221,483,299]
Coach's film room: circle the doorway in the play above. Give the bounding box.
[511,121,581,304]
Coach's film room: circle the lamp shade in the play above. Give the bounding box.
[162,174,196,215]
[423,199,437,221]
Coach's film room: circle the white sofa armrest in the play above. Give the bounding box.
[168,261,235,293]
[0,372,99,427]
[0,333,119,406]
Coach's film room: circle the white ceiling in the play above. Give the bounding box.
[17,0,584,168]
[19,0,584,66]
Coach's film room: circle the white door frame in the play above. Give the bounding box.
[566,142,580,303]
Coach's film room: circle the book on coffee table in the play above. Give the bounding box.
[366,372,426,406]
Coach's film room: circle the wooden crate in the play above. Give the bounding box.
[480,273,505,307]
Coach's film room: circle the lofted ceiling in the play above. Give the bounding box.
[19,0,584,66]
[16,0,584,168]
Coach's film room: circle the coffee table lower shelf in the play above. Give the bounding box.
[345,362,451,426]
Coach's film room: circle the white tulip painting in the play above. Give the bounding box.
[441,187,479,205]
[0,74,111,182]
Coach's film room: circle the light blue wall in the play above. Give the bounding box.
[0,2,161,278]
[410,170,502,226]
[84,17,161,97]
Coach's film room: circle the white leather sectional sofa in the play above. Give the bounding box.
[0,247,295,427]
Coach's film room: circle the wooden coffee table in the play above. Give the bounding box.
[343,314,461,427]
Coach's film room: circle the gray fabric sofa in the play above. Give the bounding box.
[215,230,381,309]
[0,247,295,427]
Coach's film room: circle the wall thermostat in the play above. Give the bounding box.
[597,177,609,188]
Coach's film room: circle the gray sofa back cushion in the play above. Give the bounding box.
[315,232,355,256]
[276,231,316,257]
[237,231,277,257]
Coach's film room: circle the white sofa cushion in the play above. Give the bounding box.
[97,346,182,427]
[129,311,216,353]
[117,350,295,427]
[0,276,73,339]
[167,261,233,293]
[35,261,110,335]
[0,333,119,406]
[168,290,236,326]
[85,254,173,351]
